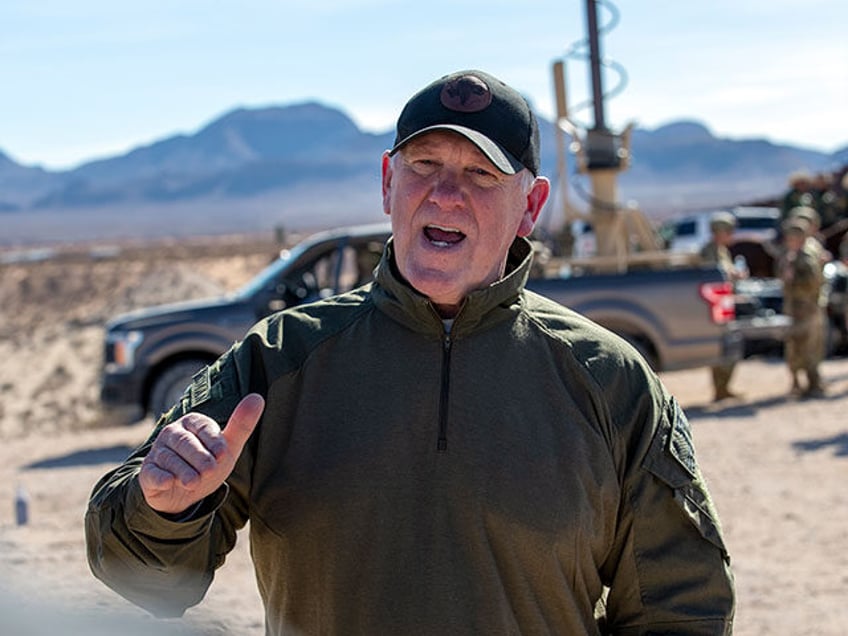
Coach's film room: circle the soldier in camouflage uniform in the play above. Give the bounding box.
[780,171,815,224]
[777,218,826,397]
[788,205,831,266]
[789,205,832,311]
[700,211,747,401]
[811,172,841,230]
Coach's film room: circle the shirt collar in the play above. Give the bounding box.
[371,237,534,337]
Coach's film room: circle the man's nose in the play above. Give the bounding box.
[429,169,464,207]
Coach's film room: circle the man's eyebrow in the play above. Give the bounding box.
[403,139,437,153]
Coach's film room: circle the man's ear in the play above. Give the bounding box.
[381,152,393,217]
[517,176,551,237]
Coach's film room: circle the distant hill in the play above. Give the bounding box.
[1,104,844,244]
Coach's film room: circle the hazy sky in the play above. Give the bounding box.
[2,0,846,171]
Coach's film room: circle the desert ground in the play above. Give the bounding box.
[1,234,846,635]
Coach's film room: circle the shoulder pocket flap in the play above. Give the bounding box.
[643,399,696,488]
[643,400,728,555]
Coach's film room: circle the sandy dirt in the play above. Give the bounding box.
[1,235,846,634]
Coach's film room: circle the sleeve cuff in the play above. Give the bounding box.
[124,477,229,539]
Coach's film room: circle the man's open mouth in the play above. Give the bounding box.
[424,224,466,247]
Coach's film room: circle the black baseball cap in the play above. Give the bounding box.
[390,70,540,176]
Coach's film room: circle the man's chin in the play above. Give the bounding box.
[405,270,465,306]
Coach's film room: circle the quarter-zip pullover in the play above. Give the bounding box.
[86,237,734,635]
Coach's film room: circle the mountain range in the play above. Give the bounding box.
[2,102,846,244]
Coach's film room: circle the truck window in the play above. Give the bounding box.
[736,217,776,230]
[337,246,360,293]
[311,251,338,292]
[675,220,697,237]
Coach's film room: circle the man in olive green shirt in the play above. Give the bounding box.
[86,70,735,635]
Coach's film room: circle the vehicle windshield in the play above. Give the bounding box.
[736,216,777,230]
[233,244,305,299]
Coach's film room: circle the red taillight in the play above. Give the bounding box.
[699,281,736,324]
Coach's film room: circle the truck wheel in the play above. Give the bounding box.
[149,359,208,419]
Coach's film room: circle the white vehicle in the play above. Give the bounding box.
[570,219,597,258]
[663,206,780,255]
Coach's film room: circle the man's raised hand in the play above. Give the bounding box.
[139,393,265,515]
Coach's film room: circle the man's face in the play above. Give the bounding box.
[714,227,734,246]
[785,232,805,252]
[381,131,549,316]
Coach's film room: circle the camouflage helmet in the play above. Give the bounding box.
[709,211,737,232]
[788,205,820,228]
[782,216,810,237]
[788,170,812,187]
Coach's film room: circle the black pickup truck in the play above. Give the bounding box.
[100,223,789,422]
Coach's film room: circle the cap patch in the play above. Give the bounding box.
[440,75,492,113]
[391,69,541,175]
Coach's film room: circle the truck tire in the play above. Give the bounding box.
[149,359,208,419]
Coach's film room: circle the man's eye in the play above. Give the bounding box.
[469,167,498,182]
[410,159,438,173]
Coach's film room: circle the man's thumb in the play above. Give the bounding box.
[221,393,265,457]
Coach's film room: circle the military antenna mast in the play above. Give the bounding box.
[553,0,660,269]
